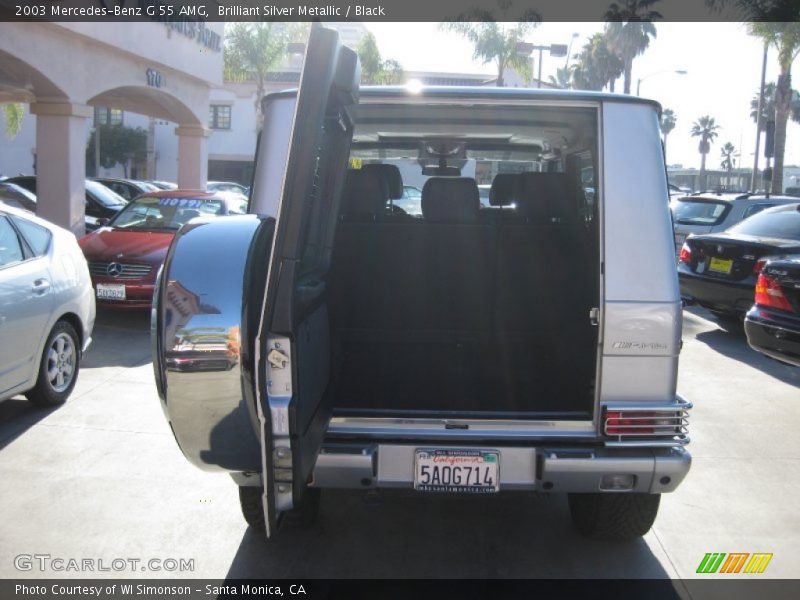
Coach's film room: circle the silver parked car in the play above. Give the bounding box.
[153,27,690,541]
[671,192,800,252]
[0,204,95,406]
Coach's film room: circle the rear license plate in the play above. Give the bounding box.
[96,283,126,300]
[708,257,733,274]
[414,449,499,494]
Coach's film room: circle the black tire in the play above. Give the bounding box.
[568,493,661,541]
[238,486,321,534]
[25,320,81,408]
[238,486,266,531]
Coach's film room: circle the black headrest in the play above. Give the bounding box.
[421,177,480,223]
[516,172,572,221]
[362,163,403,199]
[489,174,520,207]
[340,169,389,219]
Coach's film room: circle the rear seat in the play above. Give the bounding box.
[419,177,492,339]
[479,173,520,223]
[332,169,592,346]
[494,171,592,338]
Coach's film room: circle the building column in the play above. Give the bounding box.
[30,102,92,237]
[175,124,209,189]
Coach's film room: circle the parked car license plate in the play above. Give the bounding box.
[96,283,126,300]
[414,449,499,493]
[708,257,733,274]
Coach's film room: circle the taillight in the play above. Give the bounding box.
[754,272,793,312]
[752,259,767,274]
[605,411,656,435]
[678,243,692,264]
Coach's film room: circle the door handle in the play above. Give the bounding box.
[31,279,51,294]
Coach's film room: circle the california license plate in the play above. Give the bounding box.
[414,449,499,493]
[708,257,733,274]
[96,283,126,300]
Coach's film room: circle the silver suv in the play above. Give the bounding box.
[152,27,691,541]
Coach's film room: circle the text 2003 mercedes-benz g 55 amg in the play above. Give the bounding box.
[153,27,691,540]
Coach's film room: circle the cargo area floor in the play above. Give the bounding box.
[331,341,594,416]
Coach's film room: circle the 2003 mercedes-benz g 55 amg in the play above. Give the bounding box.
[153,26,691,541]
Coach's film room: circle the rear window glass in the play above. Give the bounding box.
[671,199,731,226]
[728,206,800,240]
[11,216,51,256]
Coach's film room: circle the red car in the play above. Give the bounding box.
[79,190,248,309]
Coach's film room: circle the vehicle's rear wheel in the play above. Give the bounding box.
[25,321,80,408]
[568,492,660,541]
[238,486,321,534]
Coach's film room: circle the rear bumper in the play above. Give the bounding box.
[310,443,691,494]
[745,307,800,367]
[678,271,754,314]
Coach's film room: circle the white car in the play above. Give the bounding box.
[0,204,95,406]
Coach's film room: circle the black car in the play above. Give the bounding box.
[678,203,800,319]
[5,176,128,232]
[92,178,159,202]
[745,256,800,366]
[0,182,37,212]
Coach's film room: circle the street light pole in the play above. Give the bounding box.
[751,41,768,193]
[517,42,568,88]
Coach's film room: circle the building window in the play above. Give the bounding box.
[94,107,123,126]
[209,105,231,130]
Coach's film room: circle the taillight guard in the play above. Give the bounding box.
[602,398,691,447]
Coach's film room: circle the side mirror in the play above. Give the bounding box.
[96,217,110,227]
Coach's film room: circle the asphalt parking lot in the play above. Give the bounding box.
[0,307,798,584]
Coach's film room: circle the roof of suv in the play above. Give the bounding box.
[270,85,663,110]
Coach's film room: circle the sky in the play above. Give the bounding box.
[366,22,800,173]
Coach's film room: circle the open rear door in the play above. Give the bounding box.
[251,25,359,538]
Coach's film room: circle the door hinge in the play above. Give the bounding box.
[589,307,600,326]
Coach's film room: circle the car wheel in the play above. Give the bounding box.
[238,486,321,535]
[568,492,660,541]
[25,321,81,408]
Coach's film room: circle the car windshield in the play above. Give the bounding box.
[86,180,127,208]
[110,196,223,230]
[728,206,800,240]
[671,198,731,226]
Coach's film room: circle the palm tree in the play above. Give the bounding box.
[691,115,720,191]
[749,82,800,136]
[720,142,737,188]
[548,66,571,89]
[659,108,676,161]
[747,23,800,193]
[604,0,662,94]
[3,103,24,140]
[357,33,404,84]
[224,23,309,129]
[570,33,623,92]
[442,2,540,87]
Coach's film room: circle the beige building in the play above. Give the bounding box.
[0,21,223,235]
